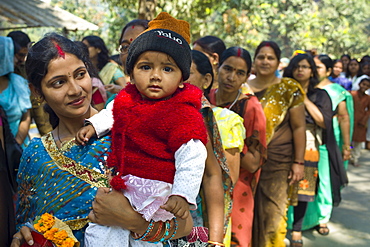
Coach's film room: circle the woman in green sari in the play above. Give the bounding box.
[302,54,354,234]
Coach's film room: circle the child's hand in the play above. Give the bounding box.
[160,195,190,219]
[76,124,96,145]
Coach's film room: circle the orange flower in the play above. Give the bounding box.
[54,230,68,242]
[34,222,50,233]
[33,213,77,247]
[40,213,55,229]
[44,228,59,240]
[60,238,75,247]
[299,179,309,189]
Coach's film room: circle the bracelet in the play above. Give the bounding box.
[343,145,353,151]
[293,161,304,165]
[167,217,178,241]
[146,221,164,242]
[208,240,225,246]
[159,220,171,242]
[132,219,155,241]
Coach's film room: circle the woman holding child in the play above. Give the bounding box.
[11,32,193,247]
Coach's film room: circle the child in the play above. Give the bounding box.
[351,77,370,167]
[77,12,208,246]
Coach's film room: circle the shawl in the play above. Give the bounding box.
[16,134,111,243]
[254,77,305,145]
[0,36,14,76]
[323,83,354,205]
[109,83,207,190]
[200,96,233,233]
[99,61,123,85]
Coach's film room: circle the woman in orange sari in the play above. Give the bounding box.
[208,46,267,246]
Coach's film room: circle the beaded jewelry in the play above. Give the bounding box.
[166,217,178,241]
[147,221,164,242]
[132,219,155,241]
[159,220,171,242]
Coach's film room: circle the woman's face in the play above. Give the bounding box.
[187,62,208,90]
[348,60,360,75]
[341,56,350,69]
[82,40,100,60]
[41,53,92,120]
[119,25,146,68]
[314,57,330,82]
[292,59,312,85]
[333,61,343,77]
[218,56,248,94]
[362,64,370,76]
[253,46,279,77]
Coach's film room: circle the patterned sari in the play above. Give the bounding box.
[302,83,353,230]
[252,78,304,247]
[209,90,267,247]
[170,95,233,247]
[16,133,111,244]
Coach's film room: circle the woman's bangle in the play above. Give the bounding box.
[293,161,304,165]
[159,220,171,242]
[343,145,353,151]
[167,217,178,241]
[146,221,164,242]
[132,219,155,241]
[208,240,225,246]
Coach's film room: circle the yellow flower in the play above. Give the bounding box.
[44,228,59,241]
[61,238,75,247]
[40,213,55,229]
[54,230,68,241]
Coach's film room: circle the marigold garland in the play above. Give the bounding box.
[33,213,78,247]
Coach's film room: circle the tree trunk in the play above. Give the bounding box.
[138,0,156,20]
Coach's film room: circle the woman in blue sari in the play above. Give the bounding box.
[11,33,193,247]
[0,36,31,149]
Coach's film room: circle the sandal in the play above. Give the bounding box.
[291,239,303,247]
[314,224,330,236]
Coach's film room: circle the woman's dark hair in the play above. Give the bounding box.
[191,50,214,98]
[283,53,319,94]
[26,33,94,128]
[193,36,226,59]
[360,61,370,76]
[316,54,333,71]
[74,41,100,78]
[82,35,110,71]
[118,19,149,46]
[360,55,370,65]
[340,54,351,61]
[345,58,361,78]
[7,30,31,54]
[254,41,281,61]
[330,59,343,77]
[219,46,252,75]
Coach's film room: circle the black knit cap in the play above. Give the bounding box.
[126,13,191,81]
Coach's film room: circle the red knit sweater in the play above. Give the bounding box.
[109,83,208,190]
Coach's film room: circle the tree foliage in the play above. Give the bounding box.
[4,0,368,59]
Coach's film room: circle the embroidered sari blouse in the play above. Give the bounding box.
[16,133,111,242]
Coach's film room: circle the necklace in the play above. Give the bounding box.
[57,126,70,147]
[228,90,241,109]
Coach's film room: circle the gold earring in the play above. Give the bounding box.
[179,84,184,89]
[213,62,218,66]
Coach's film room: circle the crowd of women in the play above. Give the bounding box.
[1,12,369,247]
